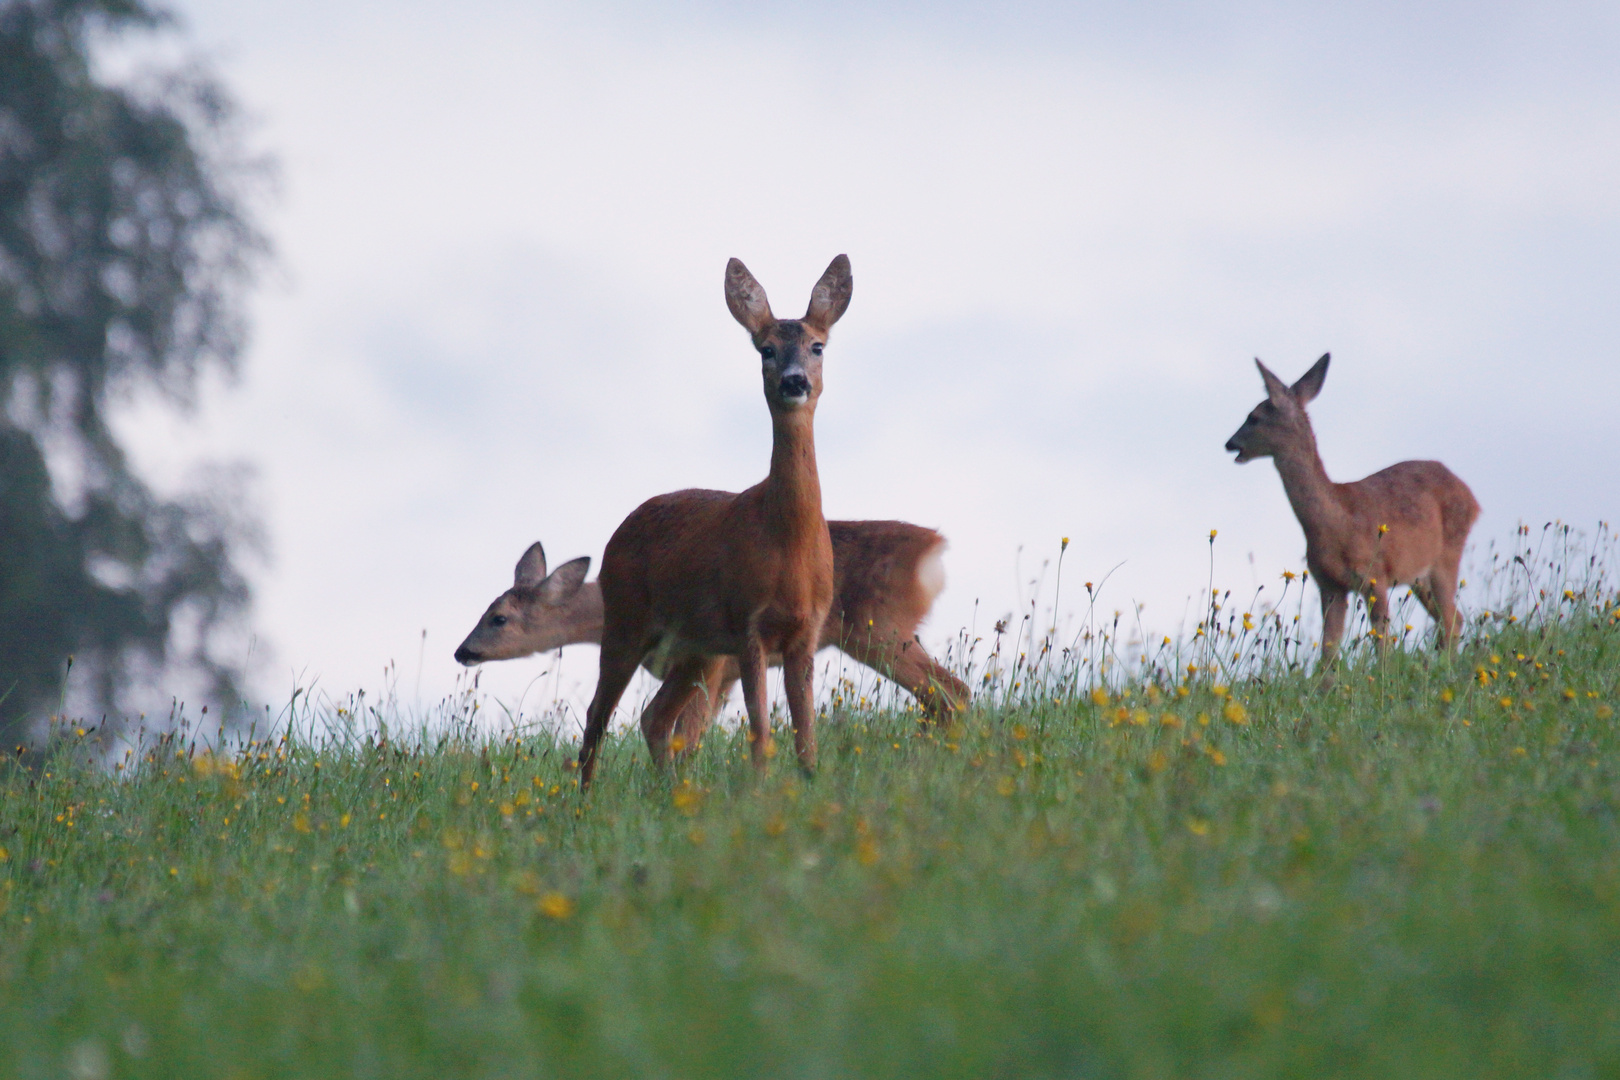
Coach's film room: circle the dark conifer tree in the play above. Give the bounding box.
[1,0,265,743]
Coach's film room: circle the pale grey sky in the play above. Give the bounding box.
[119,0,1620,724]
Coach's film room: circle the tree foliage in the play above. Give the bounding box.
[0,0,265,741]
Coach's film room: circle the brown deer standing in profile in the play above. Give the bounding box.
[1224,353,1480,667]
[575,255,851,786]
[452,526,968,743]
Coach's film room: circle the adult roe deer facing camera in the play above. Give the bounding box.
[1224,353,1479,667]
[576,255,851,786]
[453,527,969,743]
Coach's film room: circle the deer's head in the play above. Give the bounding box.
[1226,353,1330,464]
[454,542,592,664]
[725,254,852,415]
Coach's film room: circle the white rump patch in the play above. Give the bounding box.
[916,544,947,606]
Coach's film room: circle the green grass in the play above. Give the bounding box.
[4,610,1620,1079]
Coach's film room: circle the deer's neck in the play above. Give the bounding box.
[1271,432,1348,544]
[534,582,606,651]
[764,409,824,540]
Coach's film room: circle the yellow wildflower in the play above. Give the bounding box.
[537,892,575,920]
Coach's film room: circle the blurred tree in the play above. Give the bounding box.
[1,0,265,744]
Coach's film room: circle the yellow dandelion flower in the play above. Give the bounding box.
[1090,687,1110,707]
[537,892,575,920]
[1441,688,1455,703]
[1187,819,1210,836]
[1223,702,1248,725]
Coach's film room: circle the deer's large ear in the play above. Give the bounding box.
[514,542,548,589]
[725,258,775,335]
[1255,358,1290,404]
[538,556,590,606]
[804,254,852,333]
[1292,353,1329,403]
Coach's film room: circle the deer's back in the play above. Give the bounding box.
[1348,460,1479,541]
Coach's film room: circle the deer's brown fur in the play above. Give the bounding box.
[576,256,851,785]
[453,522,968,748]
[1225,353,1480,666]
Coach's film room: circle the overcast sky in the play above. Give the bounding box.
[118,0,1620,726]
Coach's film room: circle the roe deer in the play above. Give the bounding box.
[1224,353,1479,667]
[453,526,969,742]
[576,255,851,786]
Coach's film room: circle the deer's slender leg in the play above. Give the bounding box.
[1319,586,1348,673]
[846,628,969,722]
[669,657,737,755]
[784,643,817,776]
[1366,580,1392,654]
[579,639,644,787]
[639,655,712,767]
[1429,561,1464,647]
[738,636,772,774]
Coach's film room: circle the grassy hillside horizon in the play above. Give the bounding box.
[2,525,1617,1078]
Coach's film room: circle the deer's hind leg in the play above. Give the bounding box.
[1318,586,1349,683]
[1365,579,1393,654]
[1408,573,1457,648]
[669,657,738,756]
[846,626,969,723]
[639,655,718,768]
[1428,555,1466,647]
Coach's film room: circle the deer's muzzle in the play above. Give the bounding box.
[778,371,812,403]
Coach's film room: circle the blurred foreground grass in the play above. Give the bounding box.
[3,606,1619,1079]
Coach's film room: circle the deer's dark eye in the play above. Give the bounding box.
[760,346,775,360]
[810,342,823,356]
[491,615,508,628]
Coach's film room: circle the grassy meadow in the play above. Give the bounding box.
[3,533,1620,1079]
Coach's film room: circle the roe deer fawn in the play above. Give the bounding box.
[1225,353,1479,667]
[576,255,851,786]
[453,526,969,742]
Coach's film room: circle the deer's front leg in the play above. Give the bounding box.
[738,636,772,774]
[783,645,817,777]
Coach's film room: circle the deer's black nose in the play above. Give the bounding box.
[1224,437,1241,452]
[454,645,479,665]
[779,373,812,400]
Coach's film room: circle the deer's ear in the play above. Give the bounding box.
[725,258,775,335]
[1292,353,1329,403]
[538,556,590,605]
[1255,358,1290,404]
[803,254,852,333]
[514,542,547,589]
